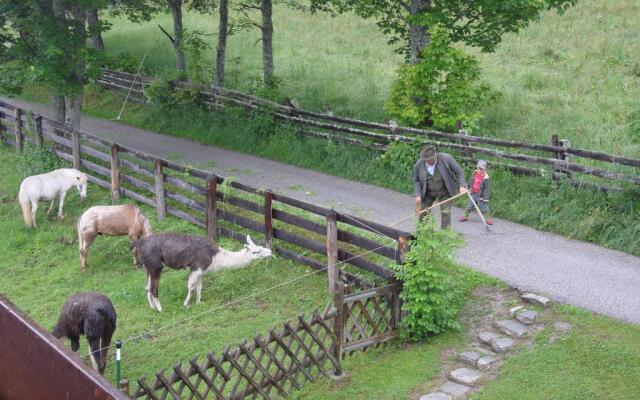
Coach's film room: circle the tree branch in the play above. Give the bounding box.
[157,24,175,44]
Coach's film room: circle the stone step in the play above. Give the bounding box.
[450,368,483,386]
[509,305,524,317]
[472,346,497,357]
[420,393,452,400]
[440,381,472,398]
[495,319,530,338]
[478,331,502,345]
[460,351,482,367]
[477,355,499,372]
[521,293,551,307]
[491,336,516,353]
[516,309,538,325]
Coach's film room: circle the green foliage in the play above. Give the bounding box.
[184,29,213,84]
[19,148,63,176]
[310,0,576,57]
[628,108,640,144]
[390,218,465,340]
[145,78,204,109]
[385,25,494,131]
[377,141,421,172]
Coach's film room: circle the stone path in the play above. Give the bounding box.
[420,292,552,400]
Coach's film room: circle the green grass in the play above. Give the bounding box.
[0,144,331,384]
[471,305,640,399]
[95,0,640,156]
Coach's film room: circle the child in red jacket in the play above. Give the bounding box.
[459,160,493,225]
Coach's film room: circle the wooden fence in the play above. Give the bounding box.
[0,100,406,399]
[95,68,640,192]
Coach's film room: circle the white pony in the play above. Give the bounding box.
[19,168,88,228]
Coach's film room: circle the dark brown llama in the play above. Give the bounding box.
[51,292,117,374]
[131,233,272,312]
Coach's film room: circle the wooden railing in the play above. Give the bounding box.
[95,68,640,192]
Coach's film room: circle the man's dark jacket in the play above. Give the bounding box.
[413,152,466,199]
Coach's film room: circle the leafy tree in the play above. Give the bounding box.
[385,24,494,131]
[0,1,152,128]
[310,0,576,63]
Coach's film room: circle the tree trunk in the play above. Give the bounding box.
[65,93,83,131]
[87,7,105,51]
[409,0,430,64]
[214,0,228,88]
[261,0,274,87]
[52,94,66,124]
[168,0,186,75]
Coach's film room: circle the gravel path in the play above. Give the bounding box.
[6,98,640,324]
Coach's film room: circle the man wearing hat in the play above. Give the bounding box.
[413,145,467,229]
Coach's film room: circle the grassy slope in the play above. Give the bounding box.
[99,0,640,156]
[1,146,639,398]
[0,145,331,383]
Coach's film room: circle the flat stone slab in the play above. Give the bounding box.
[478,331,502,345]
[440,381,472,398]
[516,310,538,325]
[477,355,499,372]
[495,319,530,338]
[460,351,482,366]
[521,293,551,307]
[554,321,573,331]
[450,368,483,386]
[472,346,497,356]
[420,393,452,400]
[491,337,516,353]
[509,305,524,317]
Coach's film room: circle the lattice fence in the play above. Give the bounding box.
[131,307,337,400]
[342,282,401,355]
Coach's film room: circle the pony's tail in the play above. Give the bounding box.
[77,217,84,255]
[18,186,32,228]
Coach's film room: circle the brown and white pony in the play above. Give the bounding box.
[77,204,152,272]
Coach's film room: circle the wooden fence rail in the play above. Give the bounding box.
[95,69,640,189]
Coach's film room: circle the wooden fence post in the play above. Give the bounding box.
[71,129,80,169]
[396,235,409,264]
[34,115,43,148]
[14,108,23,151]
[154,159,166,220]
[560,139,572,178]
[110,144,120,203]
[264,191,273,249]
[206,177,218,241]
[118,379,130,396]
[327,210,339,294]
[331,268,344,377]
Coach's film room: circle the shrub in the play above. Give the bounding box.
[385,24,494,132]
[378,141,421,172]
[390,217,465,340]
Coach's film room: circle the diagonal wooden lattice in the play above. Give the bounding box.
[131,307,337,400]
[341,281,401,355]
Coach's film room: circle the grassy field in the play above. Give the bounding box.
[0,145,332,383]
[96,0,640,156]
[1,146,640,398]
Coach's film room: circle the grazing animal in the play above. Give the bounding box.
[51,292,116,374]
[131,233,272,312]
[77,204,153,272]
[19,168,88,228]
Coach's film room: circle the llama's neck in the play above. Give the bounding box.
[207,248,254,273]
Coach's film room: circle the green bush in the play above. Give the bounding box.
[385,24,494,132]
[391,217,465,340]
[145,78,204,110]
[377,141,422,172]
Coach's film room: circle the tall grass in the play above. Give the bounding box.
[99,0,640,156]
